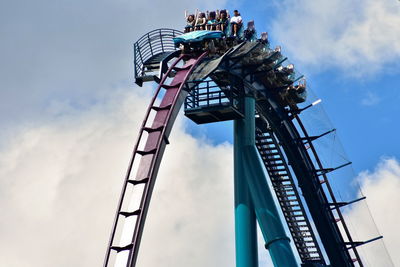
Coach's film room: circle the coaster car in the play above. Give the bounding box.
[173,30,224,46]
[173,30,227,54]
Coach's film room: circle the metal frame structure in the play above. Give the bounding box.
[133,28,183,86]
[104,28,384,267]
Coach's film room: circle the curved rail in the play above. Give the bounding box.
[104,51,207,267]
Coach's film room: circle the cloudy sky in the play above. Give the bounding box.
[0,0,399,266]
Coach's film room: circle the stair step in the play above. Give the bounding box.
[265,162,285,167]
[275,191,295,196]
[284,215,304,219]
[275,189,295,193]
[268,170,287,175]
[260,151,280,156]
[288,219,306,223]
[263,151,280,156]
[293,234,312,238]
[267,168,286,173]
[279,199,299,203]
[274,183,293,188]
[273,184,294,189]
[282,206,301,211]
[299,245,317,249]
[272,178,291,182]
[257,140,275,145]
[269,173,289,178]
[270,174,289,179]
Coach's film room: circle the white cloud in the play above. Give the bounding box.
[361,91,381,106]
[344,158,400,266]
[1,85,398,266]
[271,0,400,75]
[0,87,236,267]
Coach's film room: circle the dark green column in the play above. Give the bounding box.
[234,96,298,267]
[234,108,259,267]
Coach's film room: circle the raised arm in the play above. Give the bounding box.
[185,10,188,19]
[194,9,199,26]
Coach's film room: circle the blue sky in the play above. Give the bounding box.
[0,0,399,266]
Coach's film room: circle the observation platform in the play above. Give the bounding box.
[184,79,243,124]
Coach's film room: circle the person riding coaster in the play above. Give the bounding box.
[217,9,229,33]
[184,10,196,33]
[276,64,295,84]
[244,20,257,41]
[281,78,307,105]
[230,10,242,37]
[206,11,218,31]
[195,12,207,30]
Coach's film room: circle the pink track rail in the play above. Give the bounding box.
[104,52,207,267]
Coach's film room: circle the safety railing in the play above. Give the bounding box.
[133,28,183,79]
[184,80,241,111]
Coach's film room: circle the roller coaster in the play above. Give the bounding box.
[103,24,390,267]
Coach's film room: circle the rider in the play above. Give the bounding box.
[217,9,229,32]
[206,11,218,31]
[184,10,195,33]
[244,20,257,41]
[260,32,269,44]
[195,11,207,30]
[230,10,243,37]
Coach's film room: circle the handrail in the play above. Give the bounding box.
[133,28,183,79]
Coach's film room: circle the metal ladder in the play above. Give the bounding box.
[255,119,324,264]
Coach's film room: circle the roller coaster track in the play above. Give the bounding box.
[104,52,207,267]
[104,29,379,267]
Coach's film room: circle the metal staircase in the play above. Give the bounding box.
[255,117,325,264]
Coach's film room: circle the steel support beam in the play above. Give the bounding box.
[234,96,298,267]
[234,104,259,267]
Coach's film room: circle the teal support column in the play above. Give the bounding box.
[234,115,259,267]
[236,96,298,267]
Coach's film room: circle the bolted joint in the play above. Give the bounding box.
[264,236,291,250]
